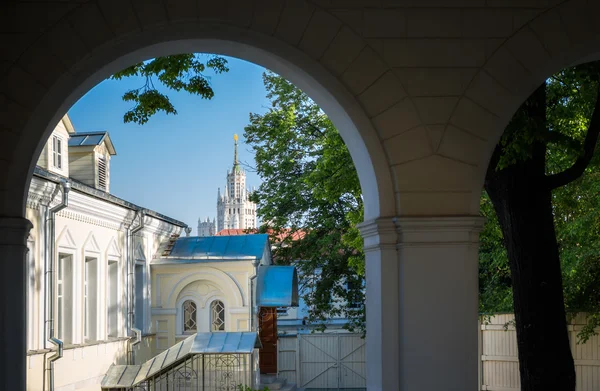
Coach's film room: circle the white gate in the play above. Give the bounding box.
[279,334,366,389]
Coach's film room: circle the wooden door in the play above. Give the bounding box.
[258,307,278,374]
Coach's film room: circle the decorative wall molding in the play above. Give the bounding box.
[83,232,101,254]
[106,237,122,258]
[151,308,177,316]
[56,226,77,249]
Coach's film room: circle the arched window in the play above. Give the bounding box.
[210,300,225,331]
[182,300,197,333]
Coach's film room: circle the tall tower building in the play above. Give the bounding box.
[216,134,257,232]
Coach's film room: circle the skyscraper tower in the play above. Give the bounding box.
[216,134,257,232]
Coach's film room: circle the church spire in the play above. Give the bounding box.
[233,134,241,173]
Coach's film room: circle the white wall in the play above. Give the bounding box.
[481,314,600,391]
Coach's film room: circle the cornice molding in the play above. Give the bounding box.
[395,216,485,247]
[357,216,485,250]
[357,217,397,252]
[27,179,60,210]
[28,177,181,235]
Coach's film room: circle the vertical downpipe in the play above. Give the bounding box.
[44,180,70,391]
[128,210,144,364]
[249,259,260,332]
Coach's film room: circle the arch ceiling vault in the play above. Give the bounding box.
[2,0,599,218]
[2,1,600,391]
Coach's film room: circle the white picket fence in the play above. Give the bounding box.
[278,333,366,389]
[277,317,600,390]
[480,314,600,391]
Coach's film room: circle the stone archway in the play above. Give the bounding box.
[0,5,399,391]
[6,2,600,391]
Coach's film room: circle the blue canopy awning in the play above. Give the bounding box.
[256,266,299,307]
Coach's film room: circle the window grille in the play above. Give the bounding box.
[211,300,225,331]
[183,300,197,333]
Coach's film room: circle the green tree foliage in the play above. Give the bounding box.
[480,62,600,343]
[112,54,228,124]
[244,72,365,332]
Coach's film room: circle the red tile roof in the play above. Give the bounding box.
[215,229,252,236]
[215,228,306,242]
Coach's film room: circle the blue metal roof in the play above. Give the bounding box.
[256,266,299,307]
[68,132,107,146]
[68,131,116,154]
[154,234,270,263]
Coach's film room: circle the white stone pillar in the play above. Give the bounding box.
[0,217,33,391]
[396,216,483,391]
[359,218,400,391]
[360,216,483,391]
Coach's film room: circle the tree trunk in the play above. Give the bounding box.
[486,157,575,391]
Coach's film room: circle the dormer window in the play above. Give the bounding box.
[52,136,63,169]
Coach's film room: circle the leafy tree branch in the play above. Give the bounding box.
[112,54,228,124]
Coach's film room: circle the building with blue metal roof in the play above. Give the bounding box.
[150,233,298,377]
[153,234,271,263]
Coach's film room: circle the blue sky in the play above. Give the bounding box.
[68,56,269,233]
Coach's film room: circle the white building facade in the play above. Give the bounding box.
[25,116,187,391]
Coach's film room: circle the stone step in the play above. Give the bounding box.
[260,374,280,384]
[258,380,285,390]
[258,374,291,390]
[278,383,297,391]
[257,382,297,391]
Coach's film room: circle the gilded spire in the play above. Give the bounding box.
[233,134,241,173]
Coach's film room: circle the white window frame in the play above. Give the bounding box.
[106,257,120,338]
[56,250,76,345]
[83,255,99,343]
[52,135,63,170]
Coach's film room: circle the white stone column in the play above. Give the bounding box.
[396,216,483,391]
[359,218,400,391]
[360,216,483,391]
[0,217,33,391]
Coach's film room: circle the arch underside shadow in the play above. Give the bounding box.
[10,22,394,221]
[467,3,600,202]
